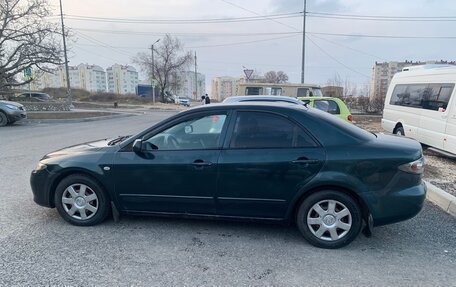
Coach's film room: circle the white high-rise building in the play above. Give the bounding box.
[171,71,205,100]
[77,64,106,92]
[107,64,138,95]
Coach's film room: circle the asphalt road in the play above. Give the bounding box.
[0,111,455,286]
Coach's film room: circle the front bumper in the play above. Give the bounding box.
[6,109,27,122]
[30,168,54,208]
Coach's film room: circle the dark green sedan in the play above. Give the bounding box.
[31,103,426,249]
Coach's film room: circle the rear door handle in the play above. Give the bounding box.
[192,160,213,167]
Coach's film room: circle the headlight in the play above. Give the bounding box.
[35,162,47,171]
[5,104,19,110]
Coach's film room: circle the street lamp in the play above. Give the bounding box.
[151,39,160,104]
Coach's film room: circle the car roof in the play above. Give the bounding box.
[223,95,303,104]
[190,101,308,113]
[299,96,340,101]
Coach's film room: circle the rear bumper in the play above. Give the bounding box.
[362,181,426,226]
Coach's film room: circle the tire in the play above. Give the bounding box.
[394,126,405,136]
[296,191,362,249]
[54,174,110,226]
[0,111,8,127]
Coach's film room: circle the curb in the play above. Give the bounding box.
[424,180,456,217]
[23,112,138,124]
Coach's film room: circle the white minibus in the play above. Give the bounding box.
[382,65,456,156]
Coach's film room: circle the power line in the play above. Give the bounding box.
[73,45,122,62]
[70,27,301,37]
[72,26,456,40]
[308,31,456,39]
[307,11,456,19]
[220,0,300,31]
[74,31,135,57]
[63,12,302,24]
[306,35,370,78]
[187,34,300,48]
[74,34,300,50]
[309,34,386,61]
[307,14,456,22]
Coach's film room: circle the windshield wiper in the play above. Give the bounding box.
[107,135,131,146]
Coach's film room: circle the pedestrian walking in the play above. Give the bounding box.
[201,95,206,105]
[204,94,211,104]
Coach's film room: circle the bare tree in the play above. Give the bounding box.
[263,71,278,83]
[263,70,288,83]
[133,34,192,102]
[276,71,288,83]
[0,0,63,92]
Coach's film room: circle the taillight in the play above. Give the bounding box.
[347,114,353,121]
[398,157,424,174]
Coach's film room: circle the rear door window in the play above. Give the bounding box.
[229,111,317,149]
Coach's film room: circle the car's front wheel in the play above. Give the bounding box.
[296,191,362,249]
[54,174,109,226]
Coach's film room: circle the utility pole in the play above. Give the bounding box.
[150,39,160,104]
[194,52,198,100]
[59,0,72,109]
[301,0,307,84]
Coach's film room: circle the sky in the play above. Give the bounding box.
[48,0,456,93]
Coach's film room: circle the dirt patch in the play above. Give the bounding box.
[352,114,383,133]
[27,111,116,120]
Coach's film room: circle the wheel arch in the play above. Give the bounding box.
[49,168,111,208]
[289,185,370,224]
[393,122,403,133]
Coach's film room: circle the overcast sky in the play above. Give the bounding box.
[48,0,456,92]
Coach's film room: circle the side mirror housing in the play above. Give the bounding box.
[132,139,143,153]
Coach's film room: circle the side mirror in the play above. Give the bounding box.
[132,139,143,153]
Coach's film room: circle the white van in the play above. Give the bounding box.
[382,65,456,156]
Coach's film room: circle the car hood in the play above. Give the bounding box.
[41,138,112,160]
[0,100,23,107]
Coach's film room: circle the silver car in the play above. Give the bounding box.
[222,95,305,105]
[0,100,27,126]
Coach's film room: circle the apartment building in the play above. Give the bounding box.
[171,71,205,100]
[29,64,107,92]
[107,64,138,95]
[211,76,238,101]
[369,60,456,99]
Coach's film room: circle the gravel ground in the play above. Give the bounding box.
[354,114,456,196]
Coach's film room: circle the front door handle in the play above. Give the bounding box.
[192,159,213,167]
[291,157,320,165]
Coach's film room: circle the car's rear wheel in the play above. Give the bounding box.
[0,111,8,127]
[394,126,405,136]
[296,191,362,249]
[54,174,109,226]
